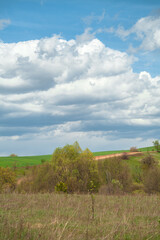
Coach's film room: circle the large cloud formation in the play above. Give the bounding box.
[0,35,160,155]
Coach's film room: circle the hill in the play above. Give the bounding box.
[0,146,157,168]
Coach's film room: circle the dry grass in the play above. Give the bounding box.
[0,193,160,240]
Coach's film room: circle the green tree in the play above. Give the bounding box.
[152,140,160,152]
[51,143,100,193]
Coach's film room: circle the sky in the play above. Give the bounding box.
[0,0,160,156]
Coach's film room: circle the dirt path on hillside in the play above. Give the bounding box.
[95,152,143,160]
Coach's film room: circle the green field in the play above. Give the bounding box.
[0,146,157,168]
[0,155,52,168]
[138,146,156,152]
[93,146,157,156]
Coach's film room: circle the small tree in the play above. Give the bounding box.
[152,140,160,152]
[51,144,100,193]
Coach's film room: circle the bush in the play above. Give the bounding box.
[10,153,17,157]
[0,167,16,192]
[130,147,139,152]
[121,152,129,160]
[102,158,133,193]
[141,154,157,170]
[143,167,160,193]
[131,182,144,193]
[41,159,46,164]
[140,153,160,193]
[55,181,68,193]
[17,163,57,193]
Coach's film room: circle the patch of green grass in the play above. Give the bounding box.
[138,146,156,152]
[93,150,129,156]
[0,155,51,168]
[126,155,141,170]
[125,155,142,183]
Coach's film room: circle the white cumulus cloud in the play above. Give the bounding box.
[0,33,160,154]
[116,16,160,51]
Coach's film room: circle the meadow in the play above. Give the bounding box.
[0,193,160,240]
[1,144,160,239]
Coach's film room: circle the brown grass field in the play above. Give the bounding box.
[0,193,160,240]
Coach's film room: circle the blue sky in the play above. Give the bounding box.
[0,0,160,155]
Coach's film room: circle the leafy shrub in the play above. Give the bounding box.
[102,158,133,193]
[98,179,124,195]
[140,154,160,193]
[131,182,144,193]
[41,159,46,164]
[0,167,16,192]
[111,179,123,194]
[55,181,68,193]
[130,147,139,152]
[143,167,160,193]
[121,152,129,160]
[141,154,157,170]
[17,163,57,193]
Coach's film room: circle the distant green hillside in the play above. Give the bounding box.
[93,146,156,156]
[138,146,155,152]
[0,155,51,168]
[0,146,156,168]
